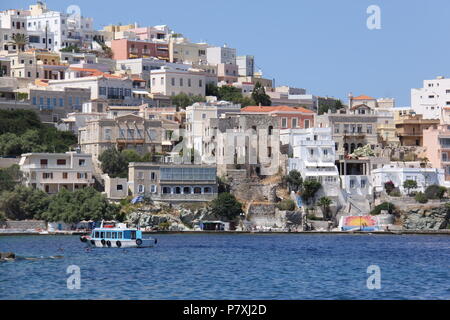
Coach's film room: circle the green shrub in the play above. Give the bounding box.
[415,192,428,204]
[389,191,401,197]
[384,181,395,194]
[306,213,321,221]
[276,199,296,211]
[371,202,396,215]
[424,185,447,200]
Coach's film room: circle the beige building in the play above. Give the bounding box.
[78,113,179,163]
[7,49,67,80]
[128,163,217,202]
[19,151,94,194]
[169,38,208,64]
[150,66,207,97]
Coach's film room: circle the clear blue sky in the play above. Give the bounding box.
[3,0,450,107]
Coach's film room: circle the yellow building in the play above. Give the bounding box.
[394,111,439,146]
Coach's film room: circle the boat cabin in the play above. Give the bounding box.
[91,228,142,241]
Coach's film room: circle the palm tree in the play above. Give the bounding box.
[8,33,28,52]
[317,197,332,220]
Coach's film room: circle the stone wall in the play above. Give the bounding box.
[3,220,47,230]
[246,203,302,229]
[402,206,449,230]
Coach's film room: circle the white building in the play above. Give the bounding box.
[25,2,96,51]
[284,127,339,186]
[43,75,134,101]
[185,101,241,159]
[372,163,446,194]
[19,151,94,194]
[206,45,236,65]
[236,55,254,77]
[149,66,208,97]
[411,76,450,120]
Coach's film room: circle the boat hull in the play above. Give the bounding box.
[83,238,156,248]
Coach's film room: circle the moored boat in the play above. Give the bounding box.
[80,222,157,248]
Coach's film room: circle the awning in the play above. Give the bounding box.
[132,90,150,95]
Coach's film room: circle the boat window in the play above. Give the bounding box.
[100,232,104,238]
[112,232,117,239]
[94,231,99,238]
[131,231,136,240]
[118,232,122,239]
[106,232,111,238]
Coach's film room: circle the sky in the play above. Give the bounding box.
[2,0,450,107]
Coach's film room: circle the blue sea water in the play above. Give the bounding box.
[0,234,449,300]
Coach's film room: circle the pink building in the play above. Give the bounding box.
[423,124,450,181]
[111,39,169,61]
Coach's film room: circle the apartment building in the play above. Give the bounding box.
[411,76,450,120]
[169,38,208,64]
[42,74,134,102]
[128,163,218,202]
[29,85,90,120]
[78,113,179,162]
[19,151,94,194]
[149,66,208,97]
[111,39,169,61]
[283,127,339,186]
[185,101,241,159]
[316,105,379,158]
[26,2,96,51]
[6,49,67,80]
[394,111,439,146]
[206,45,236,65]
[240,105,315,130]
[217,63,238,84]
[236,55,254,77]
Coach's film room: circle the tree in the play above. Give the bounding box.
[0,164,22,193]
[276,199,296,211]
[301,180,322,204]
[206,83,219,97]
[0,186,50,220]
[415,192,428,204]
[98,148,129,178]
[251,82,271,106]
[171,93,205,109]
[317,197,332,220]
[60,45,81,53]
[403,180,418,196]
[210,192,243,221]
[43,187,121,223]
[8,33,28,51]
[371,202,396,215]
[284,170,303,192]
[424,185,447,200]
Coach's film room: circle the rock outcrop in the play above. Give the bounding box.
[0,252,15,261]
[402,206,450,230]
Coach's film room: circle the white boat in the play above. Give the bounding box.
[80,222,157,248]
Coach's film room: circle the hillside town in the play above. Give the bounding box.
[1,1,450,233]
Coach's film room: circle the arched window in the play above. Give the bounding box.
[194,187,202,194]
[175,187,181,194]
[344,143,349,153]
[162,187,171,194]
[183,186,191,194]
[203,187,212,194]
[350,143,356,153]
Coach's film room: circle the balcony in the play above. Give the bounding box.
[116,137,145,144]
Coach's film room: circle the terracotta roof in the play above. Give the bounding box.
[69,67,125,79]
[241,105,314,114]
[352,94,375,100]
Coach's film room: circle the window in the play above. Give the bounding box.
[42,172,53,179]
[62,172,68,179]
[79,159,86,166]
[57,159,66,165]
[171,78,175,86]
[292,118,298,128]
[150,185,157,193]
[304,119,310,129]
[367,125,372,134]
[116,184,123,191]
[40,159,48,167]
[281,118,288,128]
[138,185,145,193]
[199,79,203,87]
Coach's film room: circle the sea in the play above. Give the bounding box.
[0,234,449,299]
